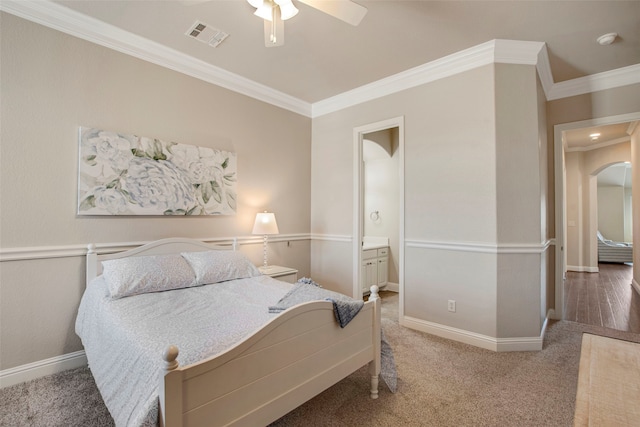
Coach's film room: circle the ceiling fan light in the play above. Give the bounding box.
[275,0,299,20]
[254,3,274,21]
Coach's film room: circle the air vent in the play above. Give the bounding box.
[185,21,229,48]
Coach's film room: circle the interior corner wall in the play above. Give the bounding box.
[312,64,498,331]
[494,64,546,337]
[0,13,311,370]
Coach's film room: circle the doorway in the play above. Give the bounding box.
[353,117,405,319]
[553,112,640,320]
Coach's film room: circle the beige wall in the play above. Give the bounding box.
[598,185,627,243]
[312,63,548,342]
[495,65,548,337]
[0,14,311,370]
[2,11,639,371]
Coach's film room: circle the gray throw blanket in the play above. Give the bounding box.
[269,278,397,393]
[268,279,364,327]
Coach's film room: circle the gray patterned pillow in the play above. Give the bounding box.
[102,254,197,299]
[181,250,261,285]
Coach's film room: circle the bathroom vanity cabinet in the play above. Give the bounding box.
[361,247,388,294]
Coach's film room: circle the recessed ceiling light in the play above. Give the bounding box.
[590,133,600,141]
[597,33,617,46]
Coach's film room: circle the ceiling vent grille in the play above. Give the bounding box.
[186,21,229,48]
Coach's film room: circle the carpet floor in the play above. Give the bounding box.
[2,292,639,426]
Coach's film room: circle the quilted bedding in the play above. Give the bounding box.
[76,275,293,427]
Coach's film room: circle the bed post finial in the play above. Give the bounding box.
[369,285,380,301]
[163,345,179,372]
[87,243,96,254]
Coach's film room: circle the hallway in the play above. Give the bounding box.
[564,263,640,333]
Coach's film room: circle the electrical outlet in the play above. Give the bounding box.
[448,300,456,312]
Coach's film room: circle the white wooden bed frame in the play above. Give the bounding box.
[85,237,381,427]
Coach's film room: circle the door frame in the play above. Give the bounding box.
[353,116,405,317]
[553,111,640,319]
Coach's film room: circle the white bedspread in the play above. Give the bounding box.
[76,275,293,427]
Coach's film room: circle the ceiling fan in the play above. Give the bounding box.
[246,0,367,47]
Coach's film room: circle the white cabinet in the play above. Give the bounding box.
[361,247,388,294]
[377,247,388,288]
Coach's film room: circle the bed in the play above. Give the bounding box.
[597,231,633,263]
[76,237,381,427]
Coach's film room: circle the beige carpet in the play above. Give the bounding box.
[574,334,640,426]
[2,291,640,426]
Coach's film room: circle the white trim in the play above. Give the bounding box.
[313,40,545,117]
[535,43,555,98]
[237,234,309,246]
[309,234,352,242]
[566,265,600,273]
[405,239,553,254]
[0,351,87,389]
[565,135,631,152]
[401,316,544,352]
[2,1,638,117]
[0,244,89,261]
[547,64,640,101]
[632,279,640,296]
[0,234,311,261]
[0,235,556,260]
[0,0,311,117]
[382,282,399,293]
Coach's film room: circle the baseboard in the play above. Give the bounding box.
[567,265,599,273]
[0,350,87,389]
[401,316,544,352]
[381,282,399,292]
[633,278,640,296]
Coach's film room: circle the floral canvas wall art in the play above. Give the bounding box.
[78,127,237,215]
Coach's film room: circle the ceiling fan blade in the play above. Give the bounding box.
[263,8,285,47]
[297,0,367,26]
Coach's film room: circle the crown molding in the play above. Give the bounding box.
[313,40,548,117]
[565,135,631,153]
[547,63,640,101]
[0,0,312,117]
[535,44,555,97]
[2,1,639,118]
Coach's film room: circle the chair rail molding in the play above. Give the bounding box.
[0,234,311,262]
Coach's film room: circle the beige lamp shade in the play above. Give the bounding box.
[252,212,279,235]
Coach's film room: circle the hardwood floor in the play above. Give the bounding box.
[564,263,640,333]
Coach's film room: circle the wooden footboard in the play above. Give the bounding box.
[159,288,381,427]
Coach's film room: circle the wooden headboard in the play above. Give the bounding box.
[86,237,237,285]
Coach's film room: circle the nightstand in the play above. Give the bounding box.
[259,265,298,283]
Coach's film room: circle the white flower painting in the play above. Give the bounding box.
[78,127,237,215]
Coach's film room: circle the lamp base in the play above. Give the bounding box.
[262,235,269,268]
[259,265,276,273]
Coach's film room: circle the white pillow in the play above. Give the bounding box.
[181,250,261,285]
[102,254,197,299]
